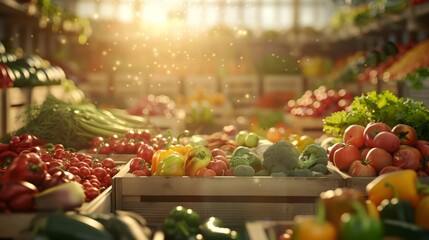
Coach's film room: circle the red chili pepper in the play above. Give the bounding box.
[0,181,38,212]
[3,152,47,187]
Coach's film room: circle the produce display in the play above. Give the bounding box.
[122,127,331,177]
[127,94,178,118]
[1,95,153,150]
[277,170,429,240]
[0,134,121,213]
[0,52,66,88]
[21,210,152,240]
[323,90,429,141]
[162,206,241,240]
[328,122,429,177]
[285,86,354,118]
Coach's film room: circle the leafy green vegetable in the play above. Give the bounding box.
[5,95,152,150]
[405,68,429,89]
[323,90,429,140]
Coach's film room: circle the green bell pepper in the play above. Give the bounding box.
[200,217,239,240]
[339,201,383,240]
[382,219,429,240]
[162,206,201,240]
[184,145,212,176]
[378,182,415,223]
[153,154,185,176]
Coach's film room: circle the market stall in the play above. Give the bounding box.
[1,0,429,239]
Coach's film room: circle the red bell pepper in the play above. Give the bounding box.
[9,134,45,153]
[0,181,38,212]
[3,152,47,187]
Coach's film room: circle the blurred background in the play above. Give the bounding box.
[1,0,428,136]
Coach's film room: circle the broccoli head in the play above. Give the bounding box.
[262,141,300,174]
[255,169,271,176]
[230,156,250,168]
[298,144,328,169]
[289,168,313,177]
[233,165,255,176]
[310,163,330,175]
[270,172,287,177]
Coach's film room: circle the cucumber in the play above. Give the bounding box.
[40,212,114,240]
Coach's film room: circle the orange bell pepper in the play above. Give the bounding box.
[291,200,337,240]
[366,169,420,207]
[415,195,429,229]
[151,130,180,174]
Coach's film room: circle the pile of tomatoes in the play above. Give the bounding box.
[41,144,120,201]
[0,134,121,203]
[285,86,354,118]
[88,130,167,155]
[329,122,429,177]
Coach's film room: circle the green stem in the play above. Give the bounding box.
[176,130,190,143]
[315,200,326,224]
[351,200,367,219]
[385,182,399,199]
[416,181,429,195]
[165,129,174,150]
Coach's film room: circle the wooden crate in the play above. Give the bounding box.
[183,75,218,96]
[79,72,110,98]
[148,75,181,99]
[221,75,260,109]
[4,87,30,133]
[112,174,346,228]
[284,114,324,138]
[0,161,130,238]
[262,75,303,96]
[30,86,50,104]
[400,79,429,108]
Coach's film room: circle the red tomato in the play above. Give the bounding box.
[129,157,145,172]
[85,187,100,201]
[391,124,418,146]
[112,141,126,154]
[392,145,422,170]
[343,124,365,148]
[136,144,155,164]
[417,140,429,157]
[360,147,371,160]
[328,142,345,162]
[373,131,400,153]
[195,167,216,177]
[101,158,115,169]
[379,166,402,175]
[333,144,361,171]
[207,159,228,176]
[348,160,377,177]
[124,141,137,154]
[363,122,391,148]
[365,147,393,173]
[93,167,108,181]
[91,136,104,148]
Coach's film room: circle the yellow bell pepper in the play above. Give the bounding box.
[151,130,180,174]
[171,130,193,158]
[366,169,420,207]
